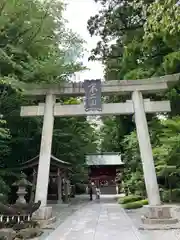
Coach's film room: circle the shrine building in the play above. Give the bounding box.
[18,155,71,204]
[86,153,124,194]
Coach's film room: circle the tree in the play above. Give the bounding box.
[0,0,95,191]
[0,0,84,84]
[0,119,11,166]
[88,0,180,86]
[153,117,180,201]
[88,0,180,201]
[153,117,180,167]
[87,0,147,156]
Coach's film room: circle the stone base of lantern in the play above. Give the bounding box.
[32,206,56,228]
[139,205,180,230]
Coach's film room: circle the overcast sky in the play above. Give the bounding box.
[63,0,104,80]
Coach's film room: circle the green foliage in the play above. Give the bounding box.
[122,201,143,209]
[0,176,10,196]
[122,199,148,209]
[88,0,180,203]
[88,0,180,111]
[144,0,180,53]
[121,131,146,197]
[118,195,142,204]
[98,114,134,154]
[119,197,148,209]
[0,0,96,195]
[0,119,11,167]
[153,117,180,165]
[161,189,180,203]
[139,199,148,205]
[0,169,11,202]
[98,116,120,152]
[75,183,86,194]
[0,0,84,83]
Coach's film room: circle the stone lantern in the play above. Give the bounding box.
[13,172,32,204]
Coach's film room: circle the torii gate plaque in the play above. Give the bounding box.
[83,79,102,111]
[20,73,180,225]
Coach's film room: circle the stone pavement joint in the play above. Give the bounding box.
[45,201,146,240]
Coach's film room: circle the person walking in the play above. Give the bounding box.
[88,181,94,201]
[95,184,101,200]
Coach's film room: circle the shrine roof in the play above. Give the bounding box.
[86,153,124,166]
[19,154,71,169]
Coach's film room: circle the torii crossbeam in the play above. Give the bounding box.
[21,100,171,117]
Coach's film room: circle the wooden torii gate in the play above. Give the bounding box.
[20,73,180,223]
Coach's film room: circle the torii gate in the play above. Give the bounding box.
[20,73,180,224]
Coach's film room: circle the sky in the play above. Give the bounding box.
[63,0,104,80]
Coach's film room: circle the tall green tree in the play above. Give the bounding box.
[88,0,180,199]
[0,0,96,188]
[0,0,84,84]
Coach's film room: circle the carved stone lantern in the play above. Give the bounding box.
[13,172,32,204]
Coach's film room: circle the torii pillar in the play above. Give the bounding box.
[132,91,161,205]
[33,94,56,220]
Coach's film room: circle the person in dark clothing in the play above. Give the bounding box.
[89,186,93,200]
[88,181,93,201]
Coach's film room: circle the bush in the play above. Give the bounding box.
[139,199,148,205]
[0,194,7,204]
[122,201,143,209]
[118,195,142,204]
[75,183,86,194]
[161,189,180,203]
[121,199,148,209]
[161,189,168,202]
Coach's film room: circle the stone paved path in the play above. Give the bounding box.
[40,197,89,239]
[45,199,146,240]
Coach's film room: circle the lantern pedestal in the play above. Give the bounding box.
[16,186,27,204]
